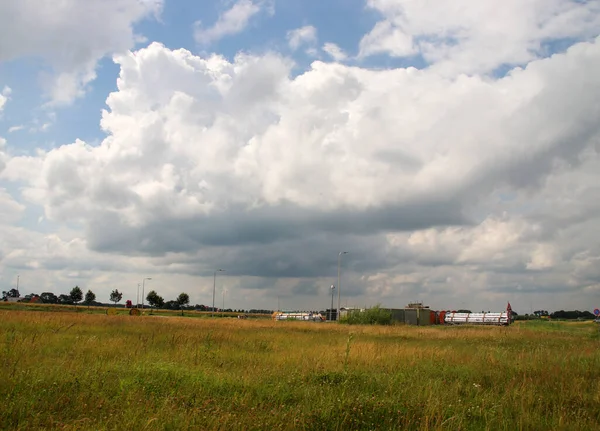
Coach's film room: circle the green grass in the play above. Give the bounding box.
[0,301,270,319]
[1,310,599,430]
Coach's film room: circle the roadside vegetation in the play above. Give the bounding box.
[1,310,599,430]
[341,304,393,325]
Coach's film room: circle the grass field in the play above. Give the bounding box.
[0,301,269,319]
[1,309,599,430]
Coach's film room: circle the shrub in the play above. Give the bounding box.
[341,305,392,325]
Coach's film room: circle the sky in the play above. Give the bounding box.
[1,0,600,314]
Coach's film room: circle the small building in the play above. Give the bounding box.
[387,303,436,326]
[5,297,24,303]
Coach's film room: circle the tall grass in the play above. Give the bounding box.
[1,310,599,430]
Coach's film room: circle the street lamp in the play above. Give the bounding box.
[337,251,348,322]
[141,277,151,309]
[330,284,335,321]
[222,288,227,317]
[212,269,225,317]
[137,283,141,308]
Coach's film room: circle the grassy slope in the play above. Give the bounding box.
[1,311,599,430]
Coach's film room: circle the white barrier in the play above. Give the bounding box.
[273,312,324,322]
[444,312,510,326]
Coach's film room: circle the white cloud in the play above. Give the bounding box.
[0,0,162,104]
[0,86,11,113]
[1,20,600,310]
[322,43,348,61]
[287,26,318,51]
[359,0,600,75]
[5,38,599,226]
[8,126,24,133]
[194,0,272,46]
[0,188,25,223]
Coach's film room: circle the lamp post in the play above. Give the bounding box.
[222,288,227,317]
[212,269,225,317]
[337,251,348,323]
[137,283,141,308]
[141,277,151,309]
[16,274,19,295]
[330,284,335,321]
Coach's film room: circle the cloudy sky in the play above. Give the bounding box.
[1,0,599,313]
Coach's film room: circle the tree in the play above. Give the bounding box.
[84,290,96,306]
[177,292,190,316]
[40,292,58,304]
[70,286,83,305]
[58,294,73,305]
[109,289,123,305]
[163,300,178,310]
[146,290,164,312]
[2,288,20,300]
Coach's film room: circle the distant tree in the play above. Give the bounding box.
[70,286,83,305]
[176,293,190,316]
[84,290,96,306]
[40,292,58,304]
[58,294,74,305]
[2,288,20,300]
[146,290,164,312]
[109,289,123,305]
[550,310,595,320]
[163,300,178,310]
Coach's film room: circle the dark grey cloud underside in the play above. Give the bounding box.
[86,199,469,255]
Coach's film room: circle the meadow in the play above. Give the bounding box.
[1,308,599,430]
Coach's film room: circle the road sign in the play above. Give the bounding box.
[594,308,600,316]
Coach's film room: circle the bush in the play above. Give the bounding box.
[341,305,392,325]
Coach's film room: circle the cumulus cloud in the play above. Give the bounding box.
[194,0,273,46]
[359,0,600,75]
[287,25,318,51]
[0,188,25,224]
[322,43,348,61]
[1,0,600,311]
[1,34,599,310]
[0,86,11,113]
[0,0,162,104]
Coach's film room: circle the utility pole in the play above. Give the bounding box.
[337,251,348,322]
[330,284,335,321]
[212,269,225,317]
[141,277,151,309]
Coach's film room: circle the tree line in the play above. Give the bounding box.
[1,287,273,315]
